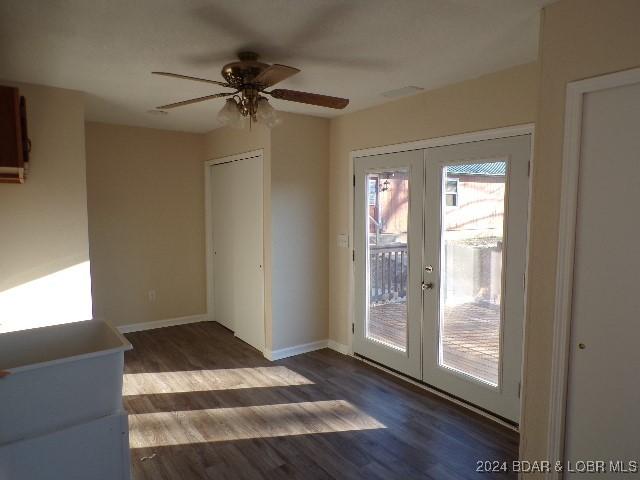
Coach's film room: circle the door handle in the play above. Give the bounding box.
[422,282,434,291]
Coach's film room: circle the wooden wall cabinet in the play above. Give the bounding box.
[0,86,30,183]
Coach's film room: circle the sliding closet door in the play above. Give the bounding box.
[211,155,265,351]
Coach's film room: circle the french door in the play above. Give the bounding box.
[354,135,530,422]
[353,150,424,378]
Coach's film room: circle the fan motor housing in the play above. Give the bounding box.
[221,52,269,87]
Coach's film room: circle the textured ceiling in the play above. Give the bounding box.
[0,0,553,133]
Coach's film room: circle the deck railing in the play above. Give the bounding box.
[369,242,501,305]
[369,244,407,303]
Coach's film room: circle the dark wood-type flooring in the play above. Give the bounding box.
[123,322,518,479]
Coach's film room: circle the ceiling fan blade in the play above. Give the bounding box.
[269,89,349,109]
[157,92,234,110]
[152,71,230,87]
[254,64,300,87]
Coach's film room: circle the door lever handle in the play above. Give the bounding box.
[422,282,434,291]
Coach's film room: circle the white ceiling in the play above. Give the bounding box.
[0,0,553,133]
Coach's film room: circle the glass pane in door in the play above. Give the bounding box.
[366,169,409,351]
[438,162,506,386]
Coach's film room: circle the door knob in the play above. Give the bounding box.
[422,282,434,291]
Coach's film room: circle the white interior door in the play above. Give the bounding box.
[353,150,423,379]
[210,155,265,352]
[422,135,530,423]
[564,80,640,478]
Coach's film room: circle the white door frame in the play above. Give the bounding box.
[204,149,264,326]
[347,124,535,423]
[547,67,640,479]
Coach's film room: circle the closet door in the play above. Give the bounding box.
[211,155,265,351]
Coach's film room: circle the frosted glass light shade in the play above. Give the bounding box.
[217,99,244,129]
[256,98,280,128]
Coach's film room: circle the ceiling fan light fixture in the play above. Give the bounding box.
[153,51,349,128]
[256,97,280,128]
[217,98,244,129]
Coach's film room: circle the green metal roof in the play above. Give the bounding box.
[446,162,506,176]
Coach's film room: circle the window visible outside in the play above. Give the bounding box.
[445,179,458,206]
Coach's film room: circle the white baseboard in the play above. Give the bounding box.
[117,314,209,334]
[264,339,329,361]
[327,340,350,355]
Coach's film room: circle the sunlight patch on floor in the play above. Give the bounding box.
[123,366,313,395]
[128,400,385,447]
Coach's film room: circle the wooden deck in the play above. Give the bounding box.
[368,301,499,385]
[123,322,517,479]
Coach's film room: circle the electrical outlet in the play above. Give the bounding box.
[148,289,156,302]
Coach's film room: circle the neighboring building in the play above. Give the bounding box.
[368,163,506,305]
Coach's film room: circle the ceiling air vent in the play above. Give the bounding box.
[381,86,424,99]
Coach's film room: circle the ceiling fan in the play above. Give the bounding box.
[153,52,349,127]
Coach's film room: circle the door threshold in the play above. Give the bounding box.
[353,353,519,432]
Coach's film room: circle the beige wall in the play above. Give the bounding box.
[328,62,539,345]
[521,0,640,468]
[0,82,91,332]
[271,113,330,349]
[85,122,206,327]
[203,123,271,161]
